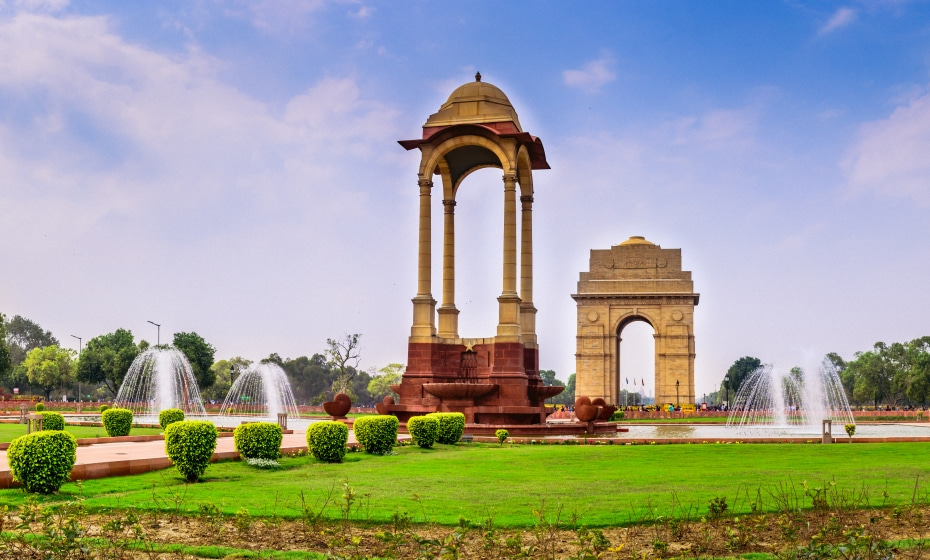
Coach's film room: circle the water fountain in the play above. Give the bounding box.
[726,357,855,435]
[115,347,207,420]
[218,362,299,422]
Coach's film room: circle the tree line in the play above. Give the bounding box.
[1,312,577,406]
[720,336,930,408]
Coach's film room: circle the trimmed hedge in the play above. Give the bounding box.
[165,420,218,482]
[233,422,282,460]
[407,415,438,449]
[102,408,133,437]
[426,412,466,444]
[306,421,349,463]
[353,415,398,455]
[159,408,185,430]
[99,404,109,412]
[7,431,77,493]
[34,402,45,411]
[38,411,66,431]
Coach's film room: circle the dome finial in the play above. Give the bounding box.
[475,71,481,82]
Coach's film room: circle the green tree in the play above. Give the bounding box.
[203,356,252,402]
[76,329,141,396]
[173,332,216,390]
[722,357,762,399]
[0,312,11,388]
[326,333,361,396]
[23,345,75,400]
[550,373,575,406]
[274,353,334,404]
[368,363,403,401]
[6,315,58,369]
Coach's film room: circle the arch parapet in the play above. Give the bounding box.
[572,237,699,405]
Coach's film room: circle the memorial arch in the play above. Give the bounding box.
[572,236,699,405]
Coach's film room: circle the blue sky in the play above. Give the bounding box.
[2,0,929,398]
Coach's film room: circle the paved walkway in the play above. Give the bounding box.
[0,431,322,489]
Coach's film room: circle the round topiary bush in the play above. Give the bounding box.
[353,415,399,455]
[306,421,349,463]
[7,431,77,493]
[233,422,282,460]
[101,408,133,437]
[38,411,66,431]
[426,412,466,444]
[99,404,109,412]
[407,415,439,449]
[496,429,509,446]
[34,402,45,411]
[165,420,218,482]
[159,408,185,430]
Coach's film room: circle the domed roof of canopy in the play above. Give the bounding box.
[424,74,523,131]
[618,236,657,247]
[398,72,549,171]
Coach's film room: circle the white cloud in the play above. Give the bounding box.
[819,7,857,35]
[226,0,328,33]
[562,55,615,94]
[843,88,930,205]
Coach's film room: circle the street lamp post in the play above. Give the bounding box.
[675,379,680,408]
[230,363,236,386]
[147,321,161,346]
[70,335,81,402]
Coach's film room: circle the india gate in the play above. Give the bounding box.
[573,237,699,405]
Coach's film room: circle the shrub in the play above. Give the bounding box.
[38,411,66,431]
[426,412,466,444]
[306,421,349,463]
[34,402,45,411]
[233,422,282,460]
[609,410,625,421]
[99,404,109,412]
[353,415,398,455]
[407,415,439,449]
[159,408,185,429]
[165,420,218,482]
[101,408,133,437]
[7,431,77,493]
[496,429,509,446]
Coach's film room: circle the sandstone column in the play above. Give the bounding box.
[519,194,537,344]
[497,174,521,339]
[437,198,459,338]
[411,178,436,338]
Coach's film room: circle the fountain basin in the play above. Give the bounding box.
[423,383,497,399]
[528,385,565,400]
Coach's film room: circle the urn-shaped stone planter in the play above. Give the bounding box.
[323,393,352,418]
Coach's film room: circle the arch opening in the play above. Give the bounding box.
[432,166,513,338]
[618,319,655,406]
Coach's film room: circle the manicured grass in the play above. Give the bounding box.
[0,423,165,442]
[3,442,929,527]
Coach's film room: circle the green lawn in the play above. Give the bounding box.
[0,423,165,442]
[2,442,928,527]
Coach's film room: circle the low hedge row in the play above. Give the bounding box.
[426,412,466,444]
[165,420,217,482]
[101,408,133,437]
[234,422,282,460]
[353,415,398,455]
[7,431,77,493]
[306,421,349,463]
[407,415,438,448]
